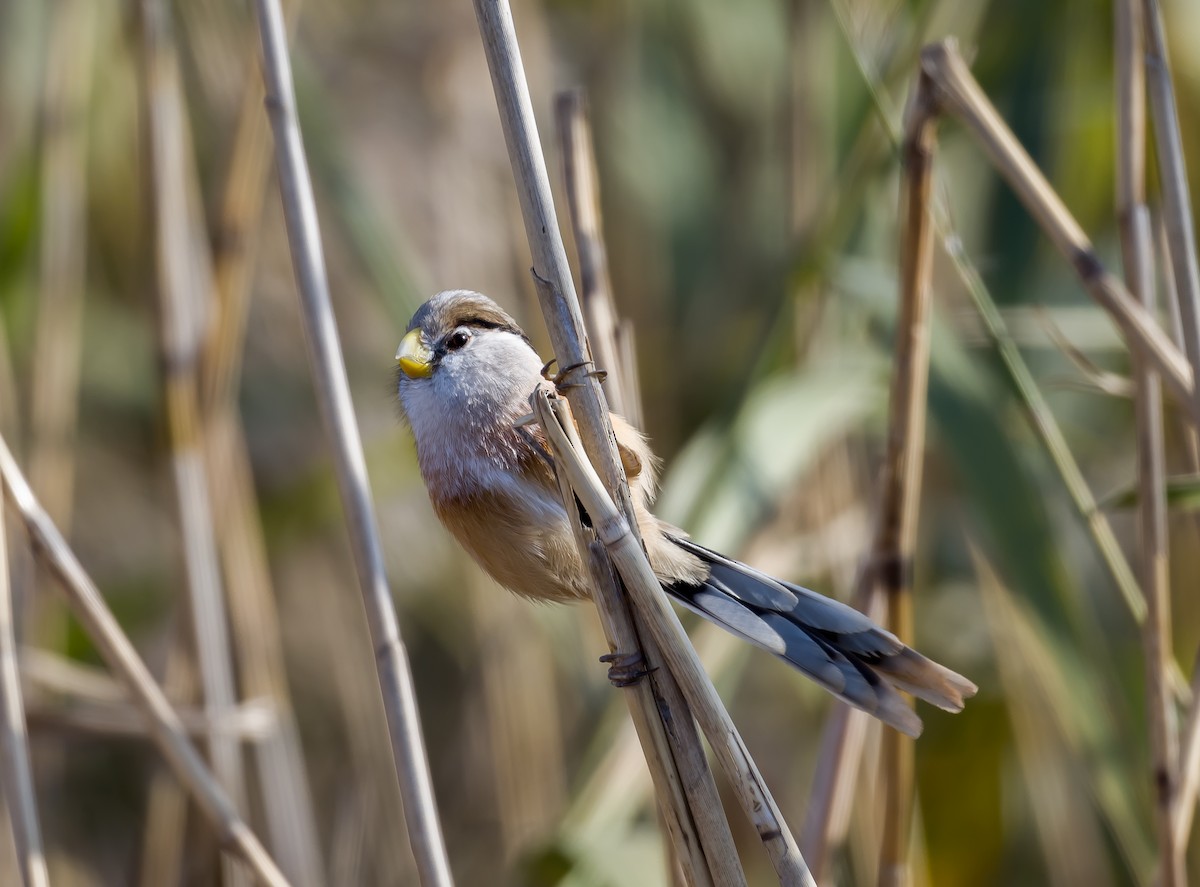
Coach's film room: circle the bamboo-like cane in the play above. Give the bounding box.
[0,476,47,887]
[0,435,291,887]
[917,40,1196,430]
[139,5,250,883]
[1115,3,1183,884]
[249,1,453,885]
[534,390,817,887]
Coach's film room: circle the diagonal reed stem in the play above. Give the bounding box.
[553,87,730,887]
[470,2,743,882]
[535,390,817,886]
[249,1,453,884]
[918,40,1196,430]
[0,435,290,887]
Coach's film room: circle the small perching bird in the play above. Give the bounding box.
[396,289,976,737]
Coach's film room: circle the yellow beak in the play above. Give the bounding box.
[395,329,434,379]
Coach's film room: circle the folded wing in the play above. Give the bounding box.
[663,535,977,738]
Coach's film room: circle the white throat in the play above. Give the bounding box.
[399,329,546,500]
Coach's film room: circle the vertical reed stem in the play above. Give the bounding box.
[0,474,47,887]
[1141,0,1200,420]
[554,90,638,427]
[1117,2,1184,883]
[250,1,453,883]
[469,2,744,883]
[875,70,940,887]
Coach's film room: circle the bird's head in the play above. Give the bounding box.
[396,290,546,464]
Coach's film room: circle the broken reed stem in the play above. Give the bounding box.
[1115,2,1184,883]
[140,5,250,883]
[874,73,940,887]
[534,390,817,887]
[0,483,48,887]
[917,40,1197,430]
[830,10,1151,628]
[0,436,291,887]
[554,89,638,428]
[469,1,748,882]
[250,2,453,884]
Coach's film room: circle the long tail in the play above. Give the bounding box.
[663,535,977,737]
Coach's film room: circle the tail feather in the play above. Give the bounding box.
[664,534,976,736]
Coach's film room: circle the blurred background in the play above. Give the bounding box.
[1,0,1199,884]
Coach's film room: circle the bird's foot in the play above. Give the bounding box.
[600,650,655,688]
[541,358,607,392]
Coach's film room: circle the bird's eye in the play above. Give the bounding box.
[445,330,472,351]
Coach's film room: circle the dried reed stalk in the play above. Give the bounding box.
[0,435,291,887]
[874,69,941,887]
[543,408,724,887]
[1141,0,1200,411]
[799,585,883,879]
[1115,2,1184,883]
[250,1,453,884]
[140,4,250,883]
[535,390,816,886]
[199,15,325,878]
[941,233,1147,622]
[469,2,758,883]
[917,40,1196,430]
[207,413,326,886]
[1142,0,1200,859]
[26,692,274,742]
[555,87,690,883]
[554,89,640,429]
[30,0,95,531]
[138,636,198,887]
[0,477,47,887]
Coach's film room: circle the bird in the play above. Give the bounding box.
[395,289,976,737]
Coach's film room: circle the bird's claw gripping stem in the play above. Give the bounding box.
[541,358,608,392]
[599,650,655,688]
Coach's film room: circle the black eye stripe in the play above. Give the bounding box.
[452,318,532,347]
